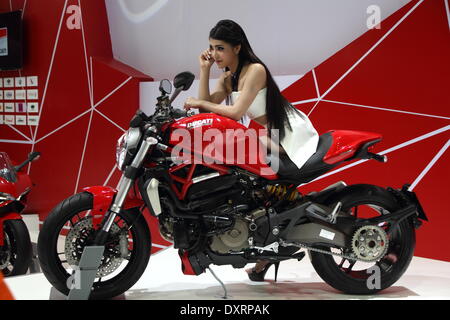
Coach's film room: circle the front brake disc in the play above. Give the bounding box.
[64,218,128,277]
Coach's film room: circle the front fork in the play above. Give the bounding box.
[94,136,158,245]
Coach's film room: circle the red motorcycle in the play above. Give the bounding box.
[0,151,39,276]
[38,72,427,299]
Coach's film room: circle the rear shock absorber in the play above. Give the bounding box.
[266,184,301,201]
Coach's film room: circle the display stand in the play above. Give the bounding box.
[29,243,41,274]
[67,246,105,300]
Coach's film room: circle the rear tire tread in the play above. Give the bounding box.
[310,185,416,295]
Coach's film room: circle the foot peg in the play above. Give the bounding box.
[305,202,342,224]
[329,202,342,224]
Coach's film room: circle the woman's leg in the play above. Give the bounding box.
[246,260,270,274]
[245,134,285,281]
[258,131,286,156]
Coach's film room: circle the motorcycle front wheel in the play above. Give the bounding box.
[0,219,32,276]
[310,185,416,295]
[37,192,151,299]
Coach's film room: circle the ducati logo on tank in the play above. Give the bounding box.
[186,118,213,129]
[0,28,7,56]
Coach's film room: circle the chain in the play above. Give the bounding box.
[279,240,359,262]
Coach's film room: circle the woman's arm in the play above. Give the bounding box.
[198,67,212,102]
[198,50,228,105]
[186,64,266,120]
[199,70,230,107]
[209,72,230,104]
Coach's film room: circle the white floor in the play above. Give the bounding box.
[22,214,40,244]
[3,245,450,300]
[4,215,450,300]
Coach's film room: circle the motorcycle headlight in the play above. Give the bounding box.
[0,153,17,183]
[116,128,142,171]
[116,133,127,171]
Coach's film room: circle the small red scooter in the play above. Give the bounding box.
[0,151,40,276]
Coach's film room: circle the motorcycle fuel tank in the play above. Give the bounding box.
[168,113,278,180]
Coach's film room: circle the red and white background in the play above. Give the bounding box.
[0,0,449,260]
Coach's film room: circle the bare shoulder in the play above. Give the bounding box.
[243,63,266,89]
[247,63,266,76]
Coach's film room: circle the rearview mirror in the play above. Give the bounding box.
[159,79,172,95]
[28,151,41,162]
[174,72,195,91]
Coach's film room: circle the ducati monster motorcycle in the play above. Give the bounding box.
[0,151,40,276]
[38,72,427,299]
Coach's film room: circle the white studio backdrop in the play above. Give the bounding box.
[105,0,411,81]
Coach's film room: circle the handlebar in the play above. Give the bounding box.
[171,108,188,119]
[368,152,388,163]
[130,106,194,130]
[14,151,41,172]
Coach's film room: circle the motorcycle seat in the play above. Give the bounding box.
[271,132,335,183]
[269,130,382,183]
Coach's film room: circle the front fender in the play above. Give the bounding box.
[82,186,145,229]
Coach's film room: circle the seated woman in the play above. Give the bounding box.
[184,19,319,282]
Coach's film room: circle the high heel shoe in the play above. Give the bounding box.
[247,262,280,282]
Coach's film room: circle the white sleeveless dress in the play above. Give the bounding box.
[230,88,319,170]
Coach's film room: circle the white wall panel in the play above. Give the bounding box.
[105,0,410,80]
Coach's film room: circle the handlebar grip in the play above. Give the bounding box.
[369,152,388,163]
[172,109,188,118]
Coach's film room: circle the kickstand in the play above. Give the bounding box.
[207,266,229,299]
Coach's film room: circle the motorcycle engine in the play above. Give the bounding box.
[209,208,266,254]
[210,217,249,254]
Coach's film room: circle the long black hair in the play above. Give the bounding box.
[209,19,299,141]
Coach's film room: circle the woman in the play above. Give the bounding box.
[184,19,319,282]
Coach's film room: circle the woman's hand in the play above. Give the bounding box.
[184,97,202,110]
[199,49,214,70]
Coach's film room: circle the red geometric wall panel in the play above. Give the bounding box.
[0,1,152,222]
[1,0,449,263]
[285,0,450,261]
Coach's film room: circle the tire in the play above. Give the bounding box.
[309,184,416,295]
[0,219,33,276]
[37,192,151,299]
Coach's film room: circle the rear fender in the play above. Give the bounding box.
[0,212,23,246]
[307,181,348,204]
[317,184,395,208]
[317,183,427,229]
[82,186,145,230]
[387,184,428,223]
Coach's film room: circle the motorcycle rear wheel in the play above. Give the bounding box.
[310,185,416,295]
[37,192,151,299]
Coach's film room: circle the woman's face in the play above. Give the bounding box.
[209,38,240,69]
